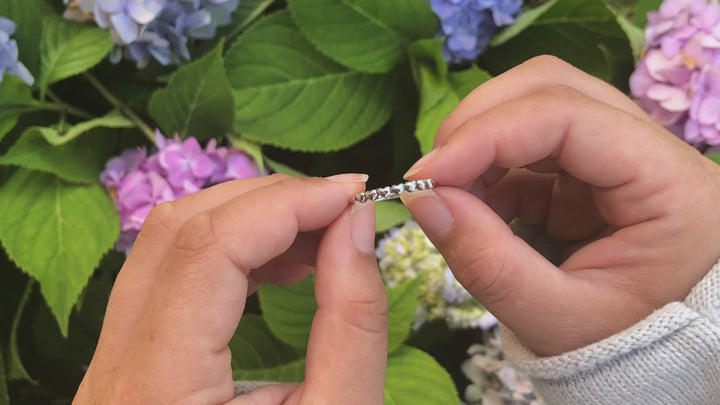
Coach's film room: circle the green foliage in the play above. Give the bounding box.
[387,278,423,352]
[225,11,394,151]
[149,41,234,140]
[0,350,7,405]
[410,39,492,153]
[0,0,57,77]
[0,170,118,335]
[0,127,116,183]
[229,315,303,370]
[38,16,114,99]
[6,282,33,382]
[259,275,318,348]
[376,201,413,233]
[385,345,459,404]
[232,359,306,382]
[287,0,437,73]
[0,74,40,116]
[484,0,635,87]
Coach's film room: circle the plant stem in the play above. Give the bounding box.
[225,0,275,42]
[40,94,94,120]
[83,73,156,142]
[7,280,35,381]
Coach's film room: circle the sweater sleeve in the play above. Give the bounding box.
[500,260,720,405]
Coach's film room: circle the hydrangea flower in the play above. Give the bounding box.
[461,329,544,405]
[101,131,265,253]
[63,0,239,68]
[0,17,34,86]
[376,221,497,330]
[630,0,720,147]
[427,0,523,64]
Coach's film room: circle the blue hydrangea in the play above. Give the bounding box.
[0,17,34,86]
[428,0,523,64]
[118,0,239,68]
[65,0,238,68]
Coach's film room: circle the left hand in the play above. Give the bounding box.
[73,174,388,404]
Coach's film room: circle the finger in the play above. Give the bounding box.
[297,202,387,404]
[478,169,556,224]
[88,175,290,370]
[404,85,690,219]
[115,177,366,401]
[401,187,650,356]
[434,55,653,148]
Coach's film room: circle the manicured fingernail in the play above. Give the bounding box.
[403,149,437,180]
[400,189,453,239]
[325,173,369,183]
[350,201,376,254]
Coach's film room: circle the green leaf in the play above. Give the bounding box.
[375,201,412,233]
[0,349,7,405]
[224,0,276,39]
[386,278,422,353]
[707,153,720,166]
[6,281,34,382]
[0,114,19,143]
[287,0,437,73]
[0,0,56,78]
[229,315,302,370]
[264,157,308,178]
[484,0,635,87]
[38,16,114,98]
[227,134,265,172]
[635,0,662,27]
[0,169,119,335]
[617,15,645,60]
[232,358,306,382]
[225,11,394,152]
[0,74,41,115]
[33,110,134,145]
[259,274,317,347]
[148,41,234,140]
[410,39,491,153]
[385,345,459,404]
[0,127,116,183]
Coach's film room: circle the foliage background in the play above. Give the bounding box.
[0,0,661,403]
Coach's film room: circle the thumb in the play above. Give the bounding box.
[401,187,629,356]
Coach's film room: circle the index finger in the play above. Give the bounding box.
[405,85,691,195]
[434,55,653,148]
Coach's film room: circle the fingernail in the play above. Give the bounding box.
[403,149,437,180]
[400,189,453,239]
[350,201,376,254]
[325,173,369,183]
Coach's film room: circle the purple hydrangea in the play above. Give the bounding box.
[630,0,720,147]
[427,0,523,64]
[0,17,34,86]
[101,131,266,253]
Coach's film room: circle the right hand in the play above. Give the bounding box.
[401,55,720,357]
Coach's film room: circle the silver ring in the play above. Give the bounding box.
[354,179,435,203]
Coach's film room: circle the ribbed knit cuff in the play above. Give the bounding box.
[501,260,720,404]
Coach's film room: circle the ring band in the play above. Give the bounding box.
[354,179,435,203]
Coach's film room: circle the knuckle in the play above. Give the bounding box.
[141,201,177,236]
[522,54,570,74]
[171,212,217,261]
[541,84,584,101]
[339,297,389,335]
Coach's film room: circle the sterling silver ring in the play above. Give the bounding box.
[354,179,435,203]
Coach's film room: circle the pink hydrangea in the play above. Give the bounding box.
[101,131,265,253]
[630,0,720,147]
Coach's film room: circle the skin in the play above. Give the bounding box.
[402,55,720,357]
[73,174,388,405]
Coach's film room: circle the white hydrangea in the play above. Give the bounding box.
[376,221,497,330]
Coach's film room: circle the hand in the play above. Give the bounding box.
[401,55,720,357]
[73,174,387,404]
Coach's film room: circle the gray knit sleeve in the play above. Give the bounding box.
[500,260,720,405]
